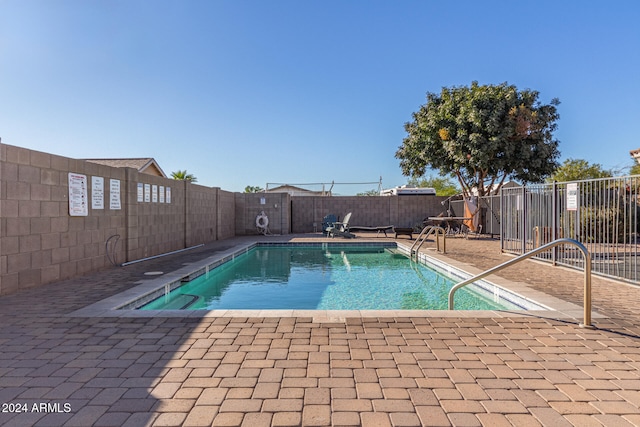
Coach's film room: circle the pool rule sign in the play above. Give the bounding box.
[68,173,88,216]
[566,183,578,211]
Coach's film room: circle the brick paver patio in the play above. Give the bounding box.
[0,235,639,426]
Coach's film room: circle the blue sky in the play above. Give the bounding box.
[1,1,639,194]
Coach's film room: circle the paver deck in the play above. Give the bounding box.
[0,234,639,426]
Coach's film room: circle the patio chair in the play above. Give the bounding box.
[321,214,338,235]
[326,212,355,238]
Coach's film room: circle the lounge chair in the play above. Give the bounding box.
[348,225,394,237]
[393,227,414,239]
[326,212,355,238]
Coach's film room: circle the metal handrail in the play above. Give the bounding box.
[410,226,430,257]
[411,225,446,259]
[410,226,429,254]
[448,238,593,328]
[426,226,446,253]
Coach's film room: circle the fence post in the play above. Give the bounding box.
[577,182,581,243]
[184,179,189,248]
[521,186,527,255]
[552,181,557,266]
[500,190,504,251]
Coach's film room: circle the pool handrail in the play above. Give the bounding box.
[448,238,593,328]
[411,225,446,259]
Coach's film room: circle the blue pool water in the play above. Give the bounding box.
[139,245,522,311]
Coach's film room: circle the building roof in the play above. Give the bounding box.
[266,184,330,196]
[631,148,640,163]
[84,158,167,178]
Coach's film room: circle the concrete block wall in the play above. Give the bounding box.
[183,186,236,246]
[185,183,218,247]
[235,192,291,235]
[291,195,448,233]
[1,144,128,295]
[129,173,187,261]
[217,189,236,240]
[0,143,233,296]
[396,195,448,228]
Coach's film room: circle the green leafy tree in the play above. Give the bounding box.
[170,170,197,182]
[396,81,561,197]
[630,163,640,176]
[244,185,264,193]
[407,175,460,196]
[546,158,611,182]
[356,189,380,196]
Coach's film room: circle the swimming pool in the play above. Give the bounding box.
[137,244,529,311]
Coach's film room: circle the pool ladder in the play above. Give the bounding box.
[448,238,593,328]
[410,225,447,260]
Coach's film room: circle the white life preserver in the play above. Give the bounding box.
[256,212,269,229]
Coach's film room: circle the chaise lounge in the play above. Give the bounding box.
[393,227,414,239]
[348,225,394,237]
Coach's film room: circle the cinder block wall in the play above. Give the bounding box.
[290,195,448,233]
[185,183,218,247]
[127,173,187,261]
[0,144,128,295]
[185,186,237,246]
[235,192,291,235]
[0,143,232,295]
[217,189,236,240]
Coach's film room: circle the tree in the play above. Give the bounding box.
[546,158,611,182]
[244,185,264,193]
[171,170,197,182]
[356,189,380,196]
[407,175,460,196]
[630,163,640,176]
[396,81,561,197]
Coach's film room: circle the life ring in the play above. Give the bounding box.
[256,212,269,229]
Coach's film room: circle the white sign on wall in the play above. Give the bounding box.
[159,185,165,203]
[137,183,144,202]
[166,187,171,204]
[110,179,121,210]
[144,184,151,202]
[68,173,88,216]
[152,185,158,203]
[91,176,104,210]
[567,183,578,211]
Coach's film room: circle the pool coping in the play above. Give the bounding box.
[69,240,604,323]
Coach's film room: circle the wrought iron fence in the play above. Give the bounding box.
[501,176,640,284]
